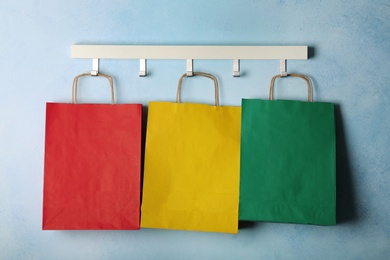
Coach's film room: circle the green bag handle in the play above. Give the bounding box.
[269,74,313,102]
[176,72,219,106]
[72,73,115,104]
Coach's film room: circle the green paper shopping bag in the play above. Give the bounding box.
[239,74,336,225]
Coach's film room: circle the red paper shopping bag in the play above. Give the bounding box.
[43,73,142,230]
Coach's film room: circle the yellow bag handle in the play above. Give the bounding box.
[72,73,115,104]
[269,73,313,102]
[176,72,219,106]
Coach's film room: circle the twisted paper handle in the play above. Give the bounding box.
[72,73,114,104]
[269,74,313,102]
[176,72,219,106]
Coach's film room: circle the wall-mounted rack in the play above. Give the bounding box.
[71,45,308,77]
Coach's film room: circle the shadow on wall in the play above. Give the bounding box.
[140,105,148,205]
[308,46,316,59]
[335,105,358,223]
[239,220,257,229]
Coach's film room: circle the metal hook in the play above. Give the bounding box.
[139,59,147,77]
[91,59,99,76]
[280,59,287,77]
[233,59,240,77]
[186,59,193,77]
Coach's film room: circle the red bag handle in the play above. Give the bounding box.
[269,74,313,102]
[72,73,115,104]
[176,72,219,106]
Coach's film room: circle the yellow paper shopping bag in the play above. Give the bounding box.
[141,72,241,234]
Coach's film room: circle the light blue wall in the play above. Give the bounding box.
[1,0,389,259]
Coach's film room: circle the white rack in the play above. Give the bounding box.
[71,45,308,77]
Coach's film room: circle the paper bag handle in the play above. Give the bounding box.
[269,74,313,102]
[72,73,115,104]
[176,72,219,106]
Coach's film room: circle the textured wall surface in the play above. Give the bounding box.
[1,0,389,259]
